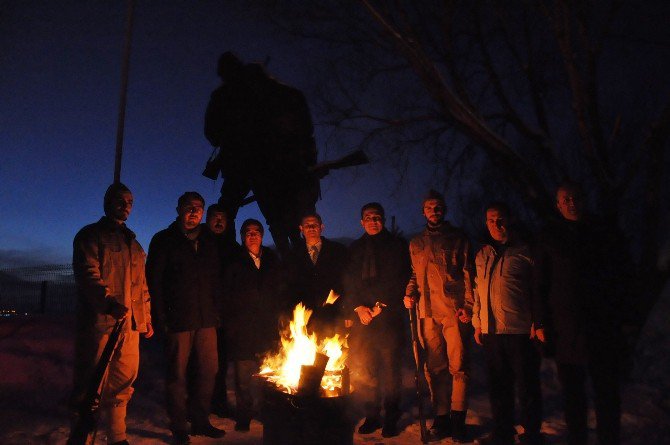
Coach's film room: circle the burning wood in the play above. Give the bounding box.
[323,289,340,306]
[259,303,349,397]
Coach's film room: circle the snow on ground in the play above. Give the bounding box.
[1,284,669,445]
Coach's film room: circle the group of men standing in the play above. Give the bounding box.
[69,181,626,445]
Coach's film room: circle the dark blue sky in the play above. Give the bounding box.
[1,1,438,266]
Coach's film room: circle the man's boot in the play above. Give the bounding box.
[518,431,545,445]
[107,404,128,445]
[358,404,382,434]
[381,402,401,438]
[450,410,467,443]
[430,414,451,439]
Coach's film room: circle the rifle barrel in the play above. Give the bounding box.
[408,308,429,444]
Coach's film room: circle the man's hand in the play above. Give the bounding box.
[108,301,129,320]
[530,323,546,343]
[371,305,383,318]
[456,308,471,324]
[403,296,416,309]
[355,306,374,325]
[143,322,154,339]
[474,327,483,345]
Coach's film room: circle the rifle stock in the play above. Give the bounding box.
[408,308,429,444]
[67,318,126,445]
[309,149,369,177]
[239,149,370,207]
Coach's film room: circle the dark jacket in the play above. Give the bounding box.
[146,222,221,333]
[222,246,286,360]
[285,237,349,337]
[285,237,349,310]
[209,230,241,275]
[535,217,627,363]
[343,229,411,332]
[73,216,151,334]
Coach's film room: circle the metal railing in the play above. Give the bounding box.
[0,264,76,314]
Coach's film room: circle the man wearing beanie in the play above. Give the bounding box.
[69,183,154,445]
[404,190,475,442]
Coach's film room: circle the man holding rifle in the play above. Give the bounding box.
[404,190,474,442]
[69,183,153,445]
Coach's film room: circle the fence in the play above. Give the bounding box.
[0,264,76,314]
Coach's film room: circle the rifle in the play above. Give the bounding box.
[408,308,429,444]
[239,149,370,207]
[202,147,222,180]
[308,149,369,178]
[67,318,126,445]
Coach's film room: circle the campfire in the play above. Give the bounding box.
[259,294,355,445]
[258,298,349,397]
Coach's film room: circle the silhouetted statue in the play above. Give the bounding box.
[204,52,319,256]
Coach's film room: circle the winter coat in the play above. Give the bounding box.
[343,229,411,334]
[285,237,349,338]
[406,223,475,320]
[222,246,286,361]
[73,216,151,334]
[146,222,221,333]
[535,218,627,364]
[209,230,241,275]
[284,237,349,310]
[472,239,542,334]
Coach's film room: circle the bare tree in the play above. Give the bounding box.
[251,0,670,310]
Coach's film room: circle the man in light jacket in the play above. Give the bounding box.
[69,183,153,445]
[472,202,544,445]
[404,190,474,442]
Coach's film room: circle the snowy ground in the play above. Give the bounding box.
[1,284,669,445]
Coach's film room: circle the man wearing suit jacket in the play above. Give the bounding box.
[222,219,285,432]
[285,212,349,338]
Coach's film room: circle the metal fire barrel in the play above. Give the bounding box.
[261,388,354,445]
[260,367,354,445]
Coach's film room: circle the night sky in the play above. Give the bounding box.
[1,1,436,267]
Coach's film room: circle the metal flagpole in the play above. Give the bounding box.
[113,0,136,183]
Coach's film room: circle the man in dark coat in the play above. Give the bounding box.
[222,218,285,432]
[204,204,240,417]
[343,202,411,438]
[146,192,225,445]
[536,182,628,445]
[284,212,349,339]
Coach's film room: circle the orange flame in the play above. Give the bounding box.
[259,303,347,395]
[323,289,340,306]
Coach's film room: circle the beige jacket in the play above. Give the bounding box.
[406,223,475,319]
[73,217,151,333]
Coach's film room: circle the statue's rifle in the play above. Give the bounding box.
[239,149,369,207]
